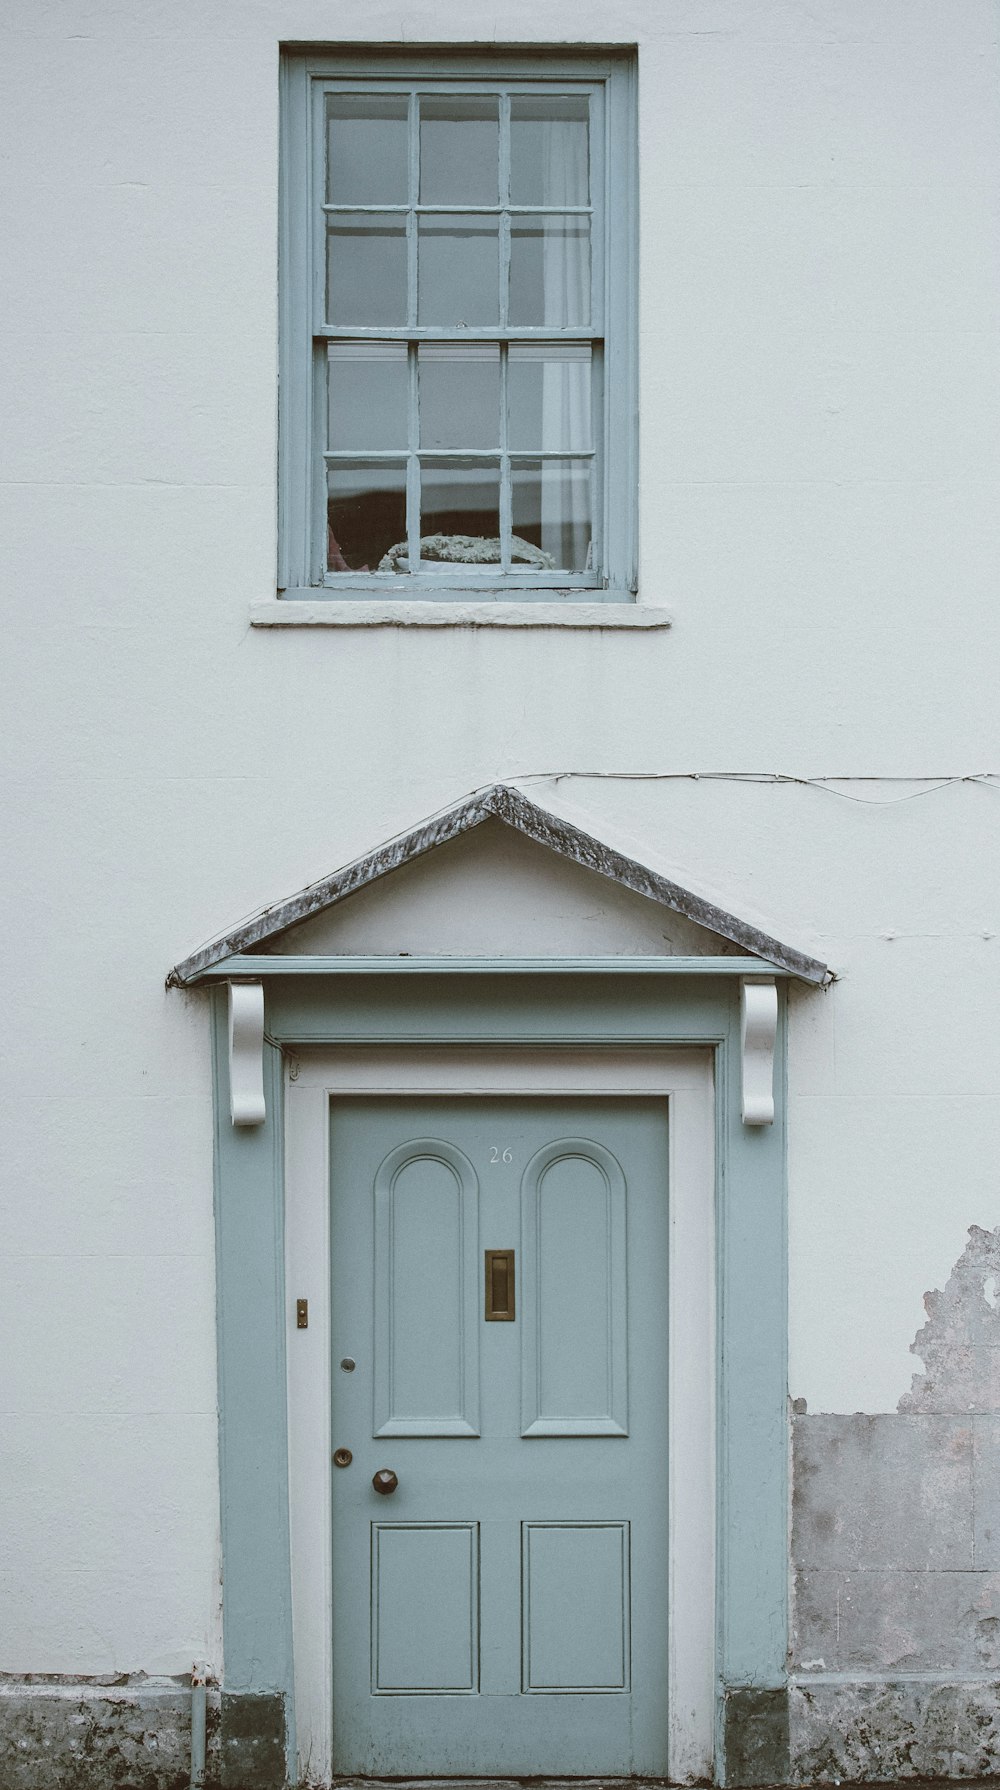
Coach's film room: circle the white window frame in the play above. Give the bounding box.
[278,48,638,603]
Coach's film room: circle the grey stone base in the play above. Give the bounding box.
[0,1679,285,1790]
[724,1679,1000,1786]
[0,1677,216,1790]
[790,1678,1000,1784]
[221,1689,286,1788]
[724,1686,792,1786]
[10,1671,1000,1788]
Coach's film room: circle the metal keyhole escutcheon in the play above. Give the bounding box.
[333,1448,353,1468]
[372,1468,398,1495]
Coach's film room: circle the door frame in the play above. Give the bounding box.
[209,968,789,1789]
[285,1047,716,1784]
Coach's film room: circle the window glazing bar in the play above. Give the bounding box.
[499,341,510,570]
[316,328,604,341]
[406,91,418,328]
[406,341,420,568]
[321,204,593,215]
[323,450,596,461]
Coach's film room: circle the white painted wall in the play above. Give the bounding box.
[2,0,999,1671]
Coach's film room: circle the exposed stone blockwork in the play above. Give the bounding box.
[0,1681,289,1790]
[0,1679,220,1790]
[789,1228,1000,1783]
[790,1679,1000,1782]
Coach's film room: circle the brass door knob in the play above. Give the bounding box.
[372,1468,398,1495]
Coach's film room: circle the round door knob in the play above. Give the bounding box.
[372,1468,398,1495]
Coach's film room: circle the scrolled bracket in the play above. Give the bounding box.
[228,980,266,1126]
[740,977,777,1126]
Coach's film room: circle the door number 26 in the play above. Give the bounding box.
[489,1146,513,1165]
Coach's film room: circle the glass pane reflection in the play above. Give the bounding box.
[327,215,407,325]
[509,217,590,327]
[326,95,409,206]
[512,459,591,572]
[509,94,589,207]
[420,459,501,557]
[420,345,500,450]
[420,96,498,205]
[328,343,408,451]
[327,461,406,573]
[508,344,591,452]
[418,216,499,325]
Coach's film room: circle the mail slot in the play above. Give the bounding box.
[485,1249,515,1321]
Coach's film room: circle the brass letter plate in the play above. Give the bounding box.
[485,1249,515,1321]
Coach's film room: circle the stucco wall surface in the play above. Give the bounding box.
[2,0,1000,1759]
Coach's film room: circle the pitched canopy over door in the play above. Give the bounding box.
[167,781,831,986]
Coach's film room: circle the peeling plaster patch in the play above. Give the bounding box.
[794,1567,1000,1673]
[790,1230,1000,1779]
[900,1227,1000,1415]
[792,1414,974,1578]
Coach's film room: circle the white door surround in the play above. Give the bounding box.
[284,1045,716,1787]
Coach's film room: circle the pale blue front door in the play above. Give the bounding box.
[329,1097,670,1775]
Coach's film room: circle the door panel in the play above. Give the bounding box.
[330,1097,669,1776]
[372,1522,479,1692]
[521,1138,628,1436]
[373,1138,480,1436]
[522,1521,630,1691]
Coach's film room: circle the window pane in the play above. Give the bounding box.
[420,459,500,559]
[328,343,408,450]
[326,95,409,206]
[419,95,498,205]
[418,216,499,325]
[327,461,406,572]
[508,344,591,451]
[509,217,590,326]
[509,95,589,207]
[419,345,500,450]
[512,459,591,572]
[327,215,408,325]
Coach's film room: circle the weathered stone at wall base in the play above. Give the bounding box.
[221,1688,286,1788]
[724,1685,791,1785]
[790,1679,1000,1783]
[0,1677,220,1790]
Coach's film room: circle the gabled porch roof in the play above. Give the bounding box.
[168,783,831,987]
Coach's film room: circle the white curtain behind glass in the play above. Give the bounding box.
[542,119,590,571]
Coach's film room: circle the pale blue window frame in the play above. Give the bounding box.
[279,49,638,602]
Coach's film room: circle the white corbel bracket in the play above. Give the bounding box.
[741,977,777,1126]
[228,981,266,1126]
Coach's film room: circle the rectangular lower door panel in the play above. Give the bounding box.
[522,1521,630,1691]
[372,1523,479,1692]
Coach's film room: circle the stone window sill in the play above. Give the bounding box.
[251,600,672,630]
